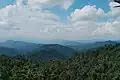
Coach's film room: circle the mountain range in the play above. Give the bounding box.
[0,40,119,60]
[0,47,19,56]
[0,40,42,53]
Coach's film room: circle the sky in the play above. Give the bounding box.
[0,0,120,42]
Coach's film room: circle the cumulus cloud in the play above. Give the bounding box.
[69,5,105,38]
[92,21,120,36]
[69,4,120,39]
[70,5,105,21]
[16,0,74,10]
[0,0,120,40]
[91,2,120,38]
[107,2,120,17]
[0,0,75,40]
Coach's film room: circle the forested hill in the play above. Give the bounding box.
[1,44,120,79]
[0,40,42,53]
[0,47,19,56]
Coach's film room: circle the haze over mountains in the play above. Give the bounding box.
[0,40,42,53]
[0,40,119,60]
[0,47,19,56]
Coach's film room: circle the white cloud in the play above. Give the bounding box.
[16,0,74,10]
[62,0,74,9]
[90,2,120,38]
[0,0,75,40]
[70,5,105,21]
[69,4,120,39]
[69,5,105,38]
[1,1,120,41]
[107,2,120,17]
[92,21,120,36]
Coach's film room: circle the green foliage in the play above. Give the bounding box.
[1,44,120,80]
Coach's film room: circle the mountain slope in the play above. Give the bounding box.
[27,49,67,63]
[38,44,76,57]
[25,44,76,62]
[67,40,120,51]
[0,40,42,53]
[0,47,19,56]
[1,44,120,79]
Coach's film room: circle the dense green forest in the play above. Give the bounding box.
[1,44,120,80]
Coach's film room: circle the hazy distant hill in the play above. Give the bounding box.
[0,40,119,58]
[57,40,82,46]
[0,47,19,56]
[94,40,119,45]
[0,40,42,53]
[34,39,82,46]
[38,44,76,57]
[66,40,120,51]
[25,44,76,62]
[26,49,67,63]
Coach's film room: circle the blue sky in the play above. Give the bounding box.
[46,0,110,21]
[0,0,110,21]
[0,0,15,8]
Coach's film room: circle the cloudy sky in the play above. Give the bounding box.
[0,0,120,41]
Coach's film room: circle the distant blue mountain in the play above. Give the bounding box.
[32,39,82,46]
[25,44,76,62]
[0,40,119,58]
[39,44,76,57]
[0,40,43,53]
[66,40,120,51]
[0,47,19,56]
[27,49,67,62]
[28,44,76,56]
